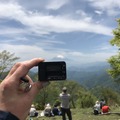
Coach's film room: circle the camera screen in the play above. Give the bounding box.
[46,65,61,71]
[38,61,66,81]
[46,65,63,76]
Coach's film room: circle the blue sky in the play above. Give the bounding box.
[0,0,120,67]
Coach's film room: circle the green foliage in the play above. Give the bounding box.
[0,50,19,79]
[32,73,120,110]
[53,100,61,106]
[107,18,120,82]
[110,19,120,47]
[76,91,96,108]
[91,87,120,106]
[33,80,97,110]
[107,53,120,81]
[101,88,120,105]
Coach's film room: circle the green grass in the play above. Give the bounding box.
[27,107,120,120]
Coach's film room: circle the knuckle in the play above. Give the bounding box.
[16,62,27,68]
[14,62,22,67]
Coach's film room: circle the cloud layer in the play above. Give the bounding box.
[0,0,119,66]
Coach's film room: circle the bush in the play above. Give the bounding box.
[77,93,96,108]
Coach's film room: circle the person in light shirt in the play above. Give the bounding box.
[59,87,72,120]
[29,104,38,117]
[93,101,101,115]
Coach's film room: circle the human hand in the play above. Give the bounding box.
[0,58,49,120]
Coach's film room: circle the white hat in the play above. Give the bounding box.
[62,87,67,91]
[46,103,50,107]
[96,101,99,104]
[31,104,35,108]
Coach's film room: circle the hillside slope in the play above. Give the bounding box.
[67,62,120,91]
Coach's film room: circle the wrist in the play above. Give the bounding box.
[0,110,19,120]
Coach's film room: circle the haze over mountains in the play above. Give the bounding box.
[67,62,120,91]
[29,61,120,92]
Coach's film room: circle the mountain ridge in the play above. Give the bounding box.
[67,61,120,91]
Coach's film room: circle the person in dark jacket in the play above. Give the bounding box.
[52,104,62,116]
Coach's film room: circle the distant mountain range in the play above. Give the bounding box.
[29,61,120,92]
[67,62,120,91]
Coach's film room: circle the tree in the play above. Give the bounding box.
[100,88,120,105]
[34,80,97,110]
[91,86,120,106]
[0,50,19,79]
[107,19,120,82]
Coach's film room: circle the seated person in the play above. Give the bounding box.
[52,104,62,116]
[29,104,38,117]
[100,99,105,109]
[93,101,101,115]
[102,105,110,114]
[44,103,53,117]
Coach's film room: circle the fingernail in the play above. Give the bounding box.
[41,82,50,88]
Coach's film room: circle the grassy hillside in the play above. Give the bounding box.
[27,107,120,120]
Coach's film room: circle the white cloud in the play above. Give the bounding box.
[95,44,118,52]
[0,2,112,36]
[0,43,117,66]
[87,52,116,61]
[94,10,103,15]
[0,2,25,18]
[75,10,93,23]
[0,44,56,61]
[76,10,87,16]
[43,40,65,45]
[46,0,69,10]
[67,51,117,66]
[89,0,120,16]
[0,0,118,67]
[0,27,26,35]
[68,52,83,56]
[57,55,65,59]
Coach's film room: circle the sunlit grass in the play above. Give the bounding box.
[27,107,120,120]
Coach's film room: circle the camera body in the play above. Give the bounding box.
[38,61,66,81]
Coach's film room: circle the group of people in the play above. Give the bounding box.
[29,103,61,118]
[93,99,110,115]
[0,58,112,120]
[42,103,61,117]
[42,86,72,120]
[29,86,72,120]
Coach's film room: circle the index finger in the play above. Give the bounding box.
[25,58,44,69]
[12,58,44,79]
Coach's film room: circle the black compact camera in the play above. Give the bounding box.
[38,61,66,81]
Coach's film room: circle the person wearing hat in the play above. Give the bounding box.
[59,87,72,120]
[44,103,54,117]
[29,104,38,117]
[93,101,101,115]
